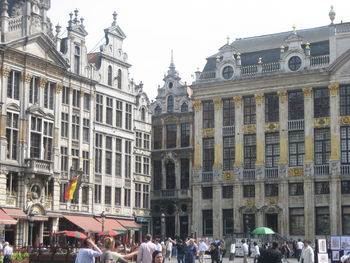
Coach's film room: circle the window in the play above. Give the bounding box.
[289,208,304,235]
[95,133,103,173]
[30,117,41,159]
[108,65,112,86]
[167,95,174,113]
[83,151,89,175]
[315,182,330,194]
[72,89,80,108]
[124,188,131,207]
[72,115,80,141]
[143,157,150,175]
[61,147,68,172]
[203,138,214,172]
[44,82,54,109]
[288,90,304,120]
[143,185,150,209]
[289,131,304,167]
[30,117,53,160]
[203,210,213,236]
[96,94,103,122]
[265,133,279,168]
[181,103,188,112]
[105,186,112,205]
[74,45,80,74]
[180,159,189,189]
[314,87,329,118]
[7,70,20,100]
[243,185,255,198]
[116,100,123,127]
[115,138,122,177]
[82,186,89,205]
[203,101,214,128]
[153,126,162,149]
[144,134,150,150]
[71,149,79,170]
[222,186,233,199]
[340,85,350,116]
[60,183,68,203]
[223,209,234,235]
[343,207,350,234]
[342,181,350,194]
[83,93,90,111]
[6,112,18,160]
[105,136,112,175]
[136,132,142,148]
[265,93,279,122]
[135,156,142,174]
[83,118,90,143]
[289,183,304,196]
[243,96,256,125]
[106,97,113,125]
[223,98,235,126]
[153,160,162,190]
[202,186,213,199]
[181,123,190,147]
[115,187,121,206]
[166,124,177,148]
[341,127,350,164]
[61,113,69,138]
[62,86,70,105]
[125,141,131,178]
[117,69,122,89]
[244,134,256,169]
[135,183,141,208]
[94,184,101,203]
[265,184,278,197]
[125,103,132,130]
[314,128,330,165]
[154,106,162,116]
[166,160,176,189]
[288,56,302,71]
[315,207,330,235]
[223,136,235,171]
[29,76,39,104]
[222,66,234,79]
[141,108,146,121]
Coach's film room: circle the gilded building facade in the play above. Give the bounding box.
[191,12,350,240]
[150,56,193,238]
[0,0,151,246]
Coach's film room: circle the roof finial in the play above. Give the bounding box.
[292,25,297,34]
[74,9,79,24]
[226,36,230,45]
[329,5,336,24]
[170,50,175,68]
[55,23,61,36]
[112,11,117,26]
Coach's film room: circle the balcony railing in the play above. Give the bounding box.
[336,23,350,34]
[243,169,255,180]
[161,189,176,197]
[342,165,350,175]
[25,159,53,174]
[288,119,304,130]
[314,164,329,175]
[310,55,330,67]
[262,62,280,73]
[223,125,235,136]
[9,16,23,32]
[265,168,278,179]
[199,71,216,80]
[241,65,258,76]
[202,172,213,182]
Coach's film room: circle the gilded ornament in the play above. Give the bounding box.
[265,122,280,131]
[277,90,287,103]
[243,124,256,134]
[254,93,264,104]
[223,171,234,180]
[213,98,222,110]
[90,93,95,100]
[202,128,214,137]
[328,84,339,95]
[340,116,350,125]
[234,96,242,106]
[1,67,11,78]
[267,197,278,206]
[314,118,330,127]
[55,83,63,94]
[288,168,303,177]
[80,90,85,96]
[193,100,202,112]
[245,199,255,207]
[39,78,48,88]
[302,87,313,98]
[22,73,32,83]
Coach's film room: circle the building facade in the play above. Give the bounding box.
[0,0,151,246]
[150,55,193,239]
[191,13,350,240]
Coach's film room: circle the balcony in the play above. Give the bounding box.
[152,189,191,200]
[243,169,255,180]
[202,172,213,182]
[314,164,329,175]
[25,159,53,175]
[342,165,350,175]
[161,189,176,197]
[288,119,304,130]
[223,125,235,136]
[265,168,278,179]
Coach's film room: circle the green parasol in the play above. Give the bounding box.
[251,227,275,235]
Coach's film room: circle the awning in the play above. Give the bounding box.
[117,219,142,230]
[2,208,27,219]
[95,218,127,233]
[0,209,17,225]
[136,217,151,223]
[63,215,102,233]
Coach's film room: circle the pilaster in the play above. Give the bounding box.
[304,179,315,239]
[193,101,202,169]
[329,84,340,170]
[52,178,60,210]
[279,180,289,236]
[176,122,181,148]
[233,183,242,232]
[191,185,202,236]
[329,178,341,235]
[255,182,264,227]
[213,98,222,168]
[0,68,11,161]
[303,88,314,163]
[161,159,166,189]
[278,90,288,165]
[234,96,243,167]
[0,170,7,206]
[212,184,222,238]
[255,93,265,166]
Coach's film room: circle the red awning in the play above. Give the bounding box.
[117,219,142,230]
[63,215,102,233]
[95,218,127,233]
[0,209,17,225]
[2,208,27,219]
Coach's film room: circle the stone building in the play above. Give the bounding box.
[150,54,193,238]
[0,0,151,246]
[191,10,350,240]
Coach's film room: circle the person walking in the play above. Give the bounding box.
[75,238,102,263]
[253,242,260,263]
[296,239,304,261]
[166,238,173,261]
[299,240,314,263]
[3,242,13,263]
[229,241,236,261]
[101,237,115,263]
[220,239,226,262]
[176,240,186,263]
[184,239,197,263]
[281,241,291,263]
[198,239,209,263]
[263,242,282,263]
[137,234,156,263]
[242,240,249,263]
[207,243,221,263]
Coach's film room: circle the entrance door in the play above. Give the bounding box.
[165,216,175,238]
[243,214,255,234]
[266,213,278,233]
[179,216,188,239]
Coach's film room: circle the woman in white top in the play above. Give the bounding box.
[229,242,236,261]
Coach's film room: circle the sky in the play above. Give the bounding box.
[49,0,350,100]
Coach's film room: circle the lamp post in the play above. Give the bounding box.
[160,213,165,241]
[101,211,106,232]
[28,211,36,247]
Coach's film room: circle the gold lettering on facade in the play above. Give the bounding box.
[340,116,350,125]
[288,168,303,176]
[193,100,202,112]
[328,83,339,95]
[254,93,264,104]
[277,90,287,103]
[314,118,330,127]
[202,128,214,137]
[264,122,280,132]
[243,124,256,133]
[234,96,242,106]
[302,87,313,98]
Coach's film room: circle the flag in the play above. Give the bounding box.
[64,175,81,201]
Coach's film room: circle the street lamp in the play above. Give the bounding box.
[28,211,36,247]
[101,211,106,232]
[160,213,165,241]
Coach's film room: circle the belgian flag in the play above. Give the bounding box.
[64,175,81,201]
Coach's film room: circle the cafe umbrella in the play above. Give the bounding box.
[251,227,275,235]
[64,231,87,239]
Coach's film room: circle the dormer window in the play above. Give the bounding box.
[167,96,174,113]
[168,82,173,89]
[288,56,302,71]
[74,46,80,74]
[181,102,188,112]
[222,66,234,80]
[141,108,146,121]
[117,69,122,89]
[154,106,162,116]
[108,65,112,86]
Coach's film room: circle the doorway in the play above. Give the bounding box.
[266,213,278,233]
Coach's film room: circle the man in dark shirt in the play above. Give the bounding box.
[261,242,282,263]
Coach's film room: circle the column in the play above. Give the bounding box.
[20,73,31,164]
[212,184,222,238]
[213,98,223,169]
[234,96,243,178]
[192,185,202,236]
[0,68,11,160]
[255,181,264,227]
[277,91,288,169]
[192,101,202,169]
[52,178,60,210]
[54,83,63,173]
[0,170,7,206]
[303,88,314,163]
[304,179,315,239]
[279,181,289,236]
[176,122,181,148]
[161,159,166,189]
[162,122,166,150]
[175,159,181,191]
[255,93,265,167]
[233,183,242,232]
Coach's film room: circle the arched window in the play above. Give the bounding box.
[181,102,188,112]
[141,108,146,121]
[74,46,80,74]
[154,106,161,116]
[167,95,174,113]
[166,160,176,189]
[117,69,122,89]
[107,65,112,86]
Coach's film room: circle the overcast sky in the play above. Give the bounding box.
[49,0,350,100]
